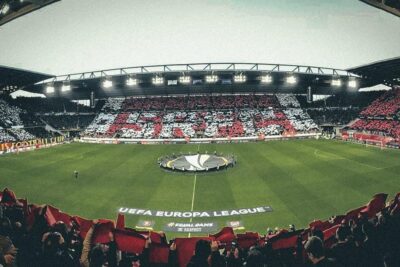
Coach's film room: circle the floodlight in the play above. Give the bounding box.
[261,75,273,83]
[1,4,10,14]
[46,84,55,93]
[126,77,137,86]
[152,76,164,85]
[205,75,218,83]
[234,74,247,83]
[102,79,113,88]
[61,83,71,92]
[286,75,297,84]
[331,79,342,87]
[179,76,191,84]
[348,80,357,88]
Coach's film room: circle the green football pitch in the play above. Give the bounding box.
[1,139,399,237]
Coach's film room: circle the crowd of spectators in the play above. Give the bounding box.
[360,89,400,118]
[41,115,96,131]
[0,99,45,142]
[349,119,400,140]
[84,95,318,139]
[1,189,399,267]
[0,129,15,142]
[297,92,383,109]
[348,88,400,142]
[0,100,24,128]
[306,108,360,126]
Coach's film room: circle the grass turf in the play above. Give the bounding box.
[1,139,399,237]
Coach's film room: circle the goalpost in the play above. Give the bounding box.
[364,139,385,149]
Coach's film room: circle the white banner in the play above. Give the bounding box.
[118,206,273,218]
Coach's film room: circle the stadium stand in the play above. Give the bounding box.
[84,94,318,139]
[297,92,383,126]
[2,90,400,145]
[347,88,400,143]
[40,115,96,131]
[0,99,42,142]
[0,188,399,267]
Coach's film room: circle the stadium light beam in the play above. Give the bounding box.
[286,75,297,84]
[205,75,218,83]
[152,76,164,85]
[331,79,342,87]
[126,77,137,86]
[234,74,247,83]
[102,79,113,88]
[46,84,55,93]
[61,82,71,92]
[348,80,357,88]
[261,75,273,83]
[179,76,191,84]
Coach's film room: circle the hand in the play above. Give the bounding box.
[4,254,15,264]
[59,235,65,245]
[41,232,50,242]
[170,242,176,251]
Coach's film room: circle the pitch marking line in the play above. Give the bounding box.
[314,149,381,170]
[188,174,197,237]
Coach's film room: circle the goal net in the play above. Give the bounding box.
[365,139,385,149]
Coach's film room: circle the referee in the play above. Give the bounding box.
[74,170,79,179]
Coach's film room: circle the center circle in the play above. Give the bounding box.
[159,153,235,172]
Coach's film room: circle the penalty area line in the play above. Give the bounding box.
[188,174,197,237]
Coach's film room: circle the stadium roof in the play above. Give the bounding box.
[0,0,60,26]
[347,57,400,87]
[360,0,400,17]
[0,65,53,94]
[23,62,362,99]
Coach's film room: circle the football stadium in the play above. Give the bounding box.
[0,1,400,266]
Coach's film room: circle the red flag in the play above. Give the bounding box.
[323,224,341,248]
[25,204,41,228]
[44,206,73,227]
[71,216,93,239]
[44,206,58,226]
[268,229,303,250]
[116,213,125,229]
[114,228,146,254]
[209,227,235,245]
[150,231,166,244]
[323,225,340,241]
[344,206,366,222]
[237,232,259,249]
[361,193,388,218]
[309,220,332,231]
[331,215,346,225]
[149,243,170,264]
[175,237,212,267]
[93,220,115,244]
